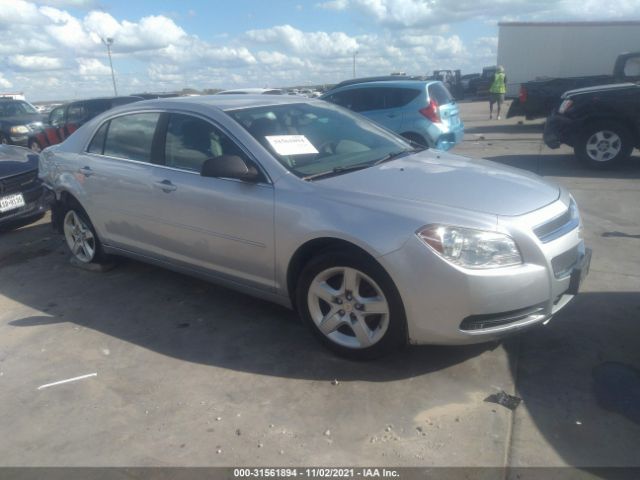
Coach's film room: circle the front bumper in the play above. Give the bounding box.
[0,183,53,226]
[378,199,589,345]
[543,113,579,149]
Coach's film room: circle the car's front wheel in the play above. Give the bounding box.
[62,204,106,264]
[297,250,407,359]
[575,121,633,168]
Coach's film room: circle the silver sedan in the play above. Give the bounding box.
[39,95,591,359]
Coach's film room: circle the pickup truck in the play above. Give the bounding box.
[508,52,640,120]
[543,82,640,168]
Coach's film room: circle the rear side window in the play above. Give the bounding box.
[428,83,453,105]
[67,103,86,124]
[103,113,160,162]
[87,121,109,154]
[324,90,355,109]
[384,88,421,108]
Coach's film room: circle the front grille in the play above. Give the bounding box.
[533,201,579,243]
[551,246,580,278]
[0,170,38,195]
[460,303,547,331]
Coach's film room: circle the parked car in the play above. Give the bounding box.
[33,96,143,151]
[508,52,640,120]
[40,95,590,359]
[0,144,52,231]
[461,73,481,94]
[321,80,464,150]
[543,82,640,168]
[217,88,284,95]
[0,99,46,151]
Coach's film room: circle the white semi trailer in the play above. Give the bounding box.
[497,21,640,97]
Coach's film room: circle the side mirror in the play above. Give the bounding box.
[201,155,260,182]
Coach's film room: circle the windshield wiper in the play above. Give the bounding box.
[302,163,372,181]
[373,149,415,165]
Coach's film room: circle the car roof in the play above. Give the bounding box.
[329,80,434,91]
[125,94,321,112]
[217,88,283,94]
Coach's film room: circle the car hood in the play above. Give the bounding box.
[0,144,38,179]
[563,82,639,98]
[316,150,560,216]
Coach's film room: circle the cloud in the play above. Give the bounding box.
[8,54,63,71]
[0,74,13,89]
[77,57,111,75]
[246,24,358,57]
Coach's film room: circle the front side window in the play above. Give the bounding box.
[103,113,160,163]
[49,106,65,127]
[227,102,414,179]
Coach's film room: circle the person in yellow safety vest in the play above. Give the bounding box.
[489,66,507,120]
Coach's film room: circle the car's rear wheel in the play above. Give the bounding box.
[62,204,106,264]
[575,121,633,168]
[297,250,407,359]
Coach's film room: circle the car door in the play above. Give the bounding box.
[147,112,276,291]
[81,111,164,252]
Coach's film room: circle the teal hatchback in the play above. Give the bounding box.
[321,80,464,151]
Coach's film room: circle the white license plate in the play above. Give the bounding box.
[0,193,26,213]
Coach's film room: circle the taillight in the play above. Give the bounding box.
[519,86,528,103]
[419,99,440,123]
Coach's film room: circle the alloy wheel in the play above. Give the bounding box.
[586,130,622,162]
[307,266,390,349]
[63,210,96,263]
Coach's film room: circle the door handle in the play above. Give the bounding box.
[154,180,177,193]
[386,113,398,118]
[79,166,94,177]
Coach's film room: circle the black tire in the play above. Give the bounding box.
[0,134,8,145]
[574,121,633,169]
[60,199,108,264]
[296,249,407,360]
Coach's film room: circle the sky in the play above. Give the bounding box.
[1,0,640,101]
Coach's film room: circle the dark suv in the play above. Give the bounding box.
[0,144,51,231]
[544,82,640,168]
[0,99,46,151]
[34,96,143,150]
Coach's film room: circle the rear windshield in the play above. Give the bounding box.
[428,83,453,105]
[0,100,38,117]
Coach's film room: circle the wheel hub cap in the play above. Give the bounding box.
[307,266,390,349]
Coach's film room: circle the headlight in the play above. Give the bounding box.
[558,99,573,114]
[10,125,29,135]
[416,225,523,269]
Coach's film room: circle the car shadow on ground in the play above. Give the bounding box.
[485,152,640,179]
[504,291,640,469]
[1,222,494,382]
[465,123,545,136]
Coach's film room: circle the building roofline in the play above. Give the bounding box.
[499,21,640,27]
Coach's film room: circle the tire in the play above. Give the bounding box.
[296,249,407,359]
[61,200,107,264]
[0,134,8,145]
[574,121,633,169]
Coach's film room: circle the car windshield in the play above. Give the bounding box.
[0,101,39,117]
[227,102,415,179]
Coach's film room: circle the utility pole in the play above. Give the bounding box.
[352,50,358,78]
[102,37,118,96]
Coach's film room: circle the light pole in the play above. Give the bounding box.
[352,50,358,78]
[102,37,118,96]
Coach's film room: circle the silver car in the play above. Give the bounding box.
[40,95,591,359]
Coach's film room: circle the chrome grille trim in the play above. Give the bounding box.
[534,201,579,243]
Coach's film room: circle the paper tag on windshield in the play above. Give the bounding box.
[265,135,319,156]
